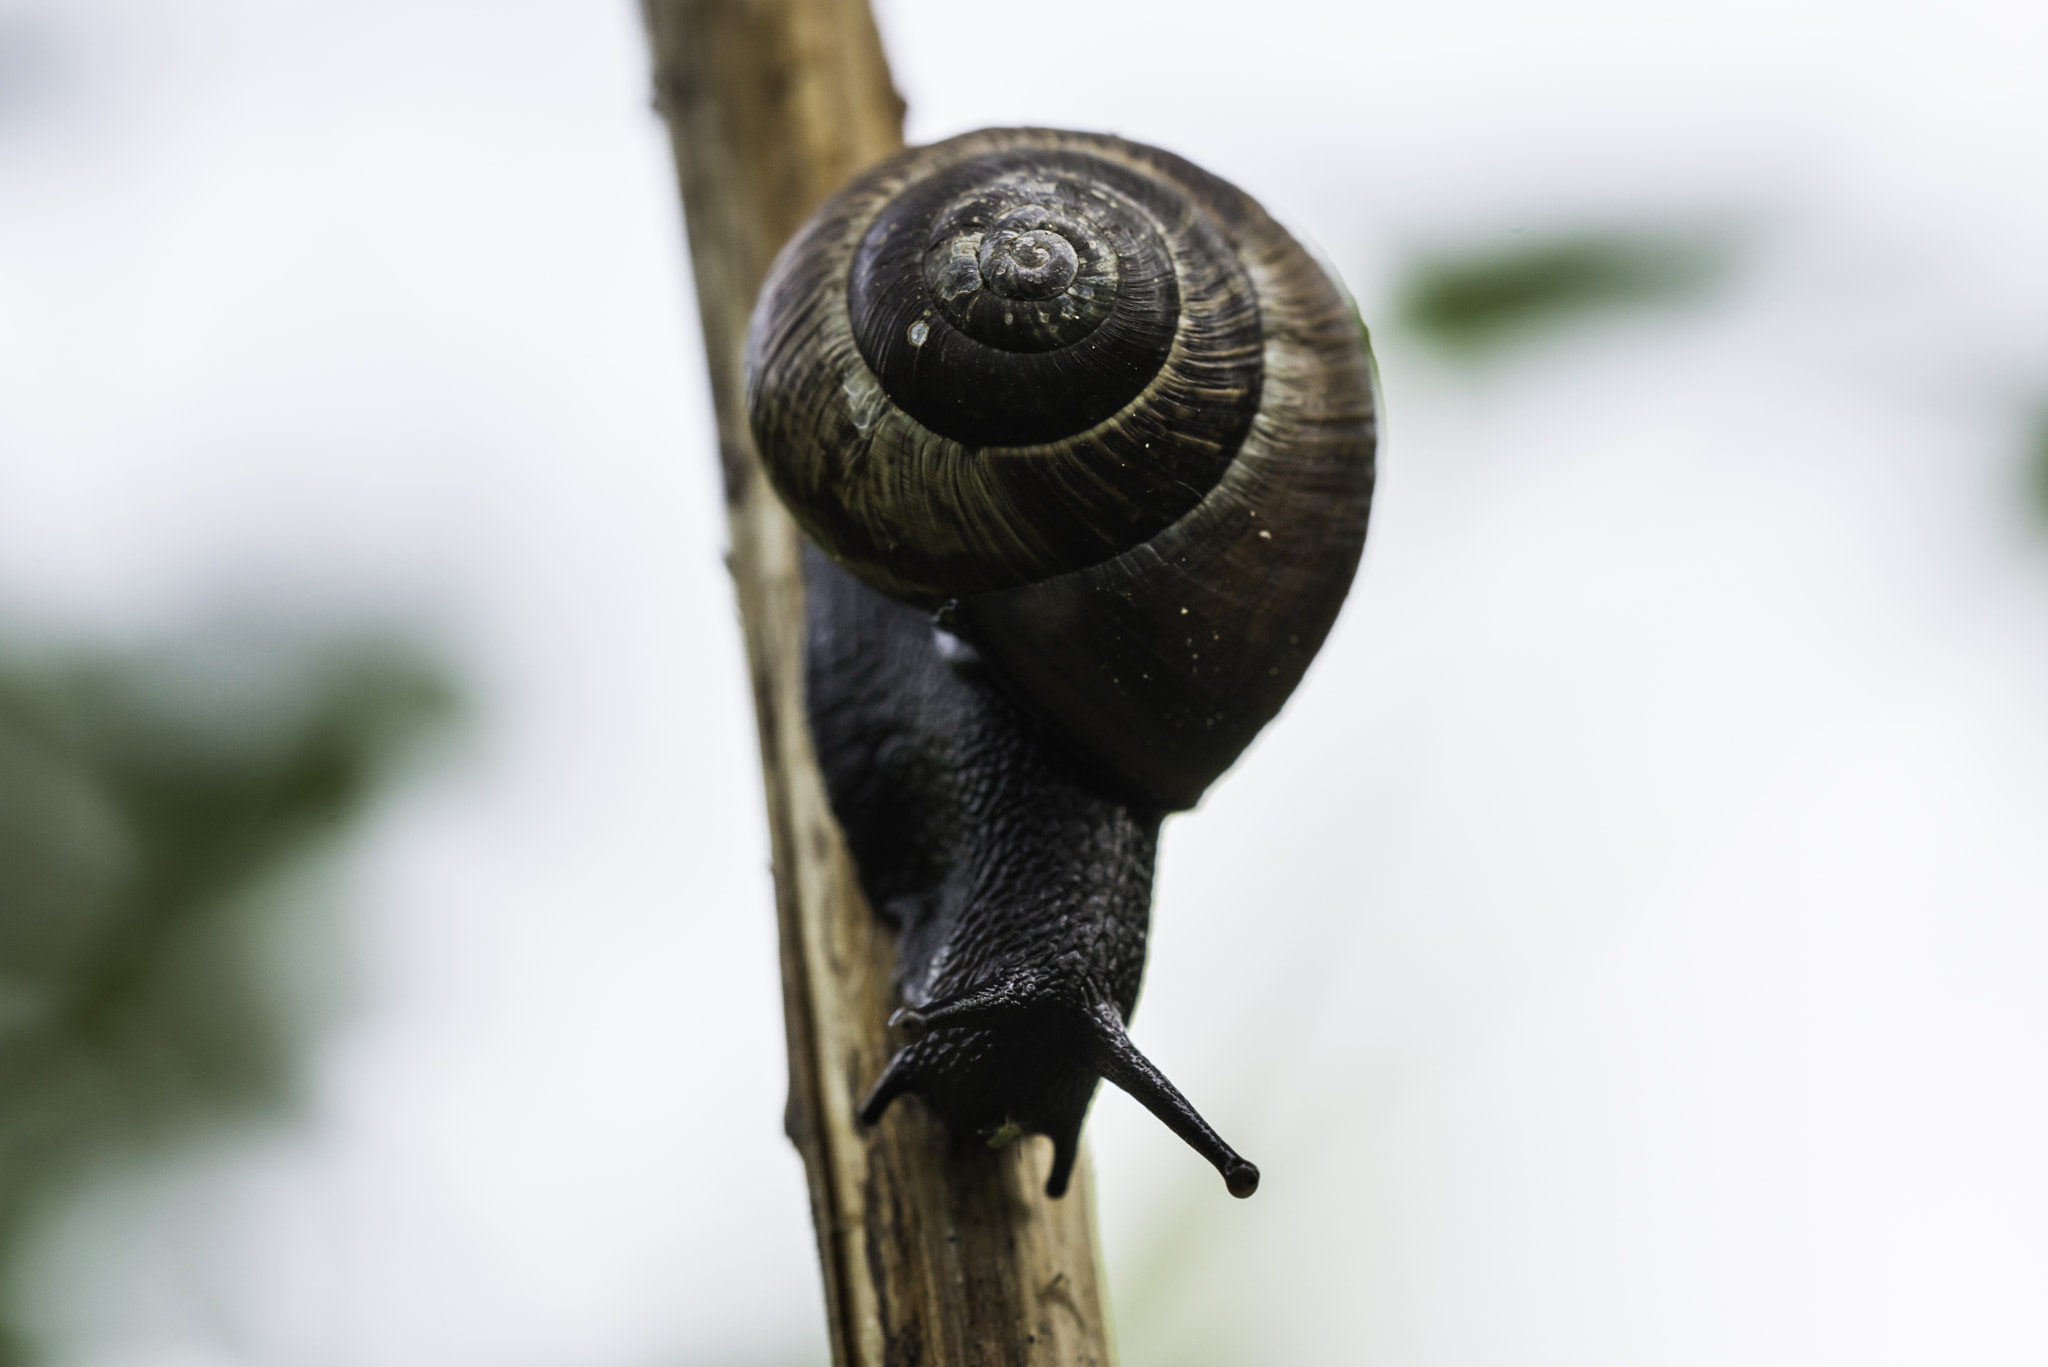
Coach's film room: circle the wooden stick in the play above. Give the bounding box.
[639,3,1118,1362]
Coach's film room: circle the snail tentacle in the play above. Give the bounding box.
[1084,1003,1261,1199]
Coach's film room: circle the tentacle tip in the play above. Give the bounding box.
[1224,1160,1260,1199]
[887,1006,929,1041]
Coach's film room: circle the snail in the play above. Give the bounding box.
[745,128,1377,1200]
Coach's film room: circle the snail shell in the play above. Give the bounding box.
[744,128,1377,1198]
[747,127,1376,811]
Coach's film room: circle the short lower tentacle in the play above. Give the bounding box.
[857,1049,917,1126]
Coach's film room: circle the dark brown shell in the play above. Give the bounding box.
[746,128,1377,810]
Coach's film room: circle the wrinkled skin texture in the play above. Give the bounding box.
[805,547,1257,1198]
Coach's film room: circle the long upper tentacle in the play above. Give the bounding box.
[1083,1002,1259,1198]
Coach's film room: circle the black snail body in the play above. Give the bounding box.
[745,128,1377,1200]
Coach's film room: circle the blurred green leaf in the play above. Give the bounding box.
[0,629,455,1365]
[1397,229,1732,352]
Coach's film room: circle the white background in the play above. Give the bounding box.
[3,0,2046,1363]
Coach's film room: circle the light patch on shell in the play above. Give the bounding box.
[907,319,929,347]
[933,237,983,304]
[841,369,888,434]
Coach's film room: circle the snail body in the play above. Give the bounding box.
[747,128,1376,1198]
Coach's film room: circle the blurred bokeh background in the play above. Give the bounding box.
[3,0,2046,1363]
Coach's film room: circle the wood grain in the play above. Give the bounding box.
[638,3,1118,1362]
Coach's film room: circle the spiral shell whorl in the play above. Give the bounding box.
[849,152,1190,446]
[747,130,1267,604]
